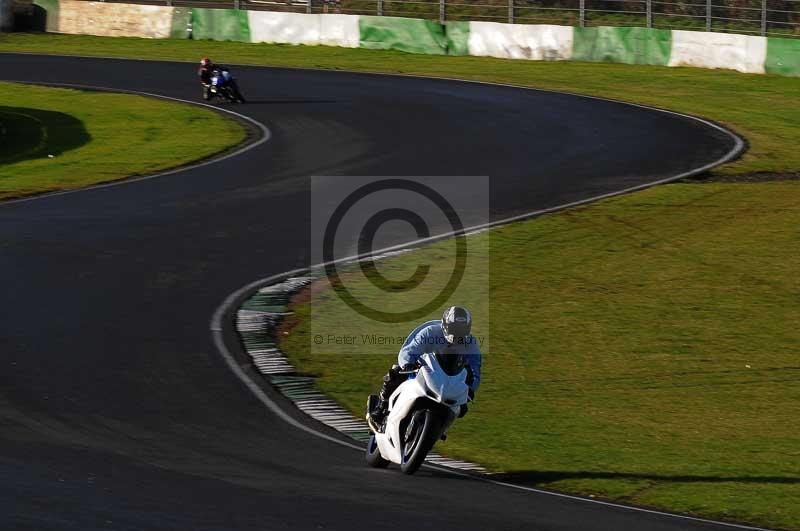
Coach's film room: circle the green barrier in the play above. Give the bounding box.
[572,26,671,66]
[359,16,447,55]
[191,8,250,42]
[32,0,59,32]
[765,37,800,77]
[170,7,191,39]
[445,21,470,56]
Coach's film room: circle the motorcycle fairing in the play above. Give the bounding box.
[375,353,469,465]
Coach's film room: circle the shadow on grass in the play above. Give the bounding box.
[492,470,800,485]
[0,106,90,165]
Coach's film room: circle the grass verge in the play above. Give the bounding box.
[1,81,246,200]
[1,33,800,176]
[5,33,796,529]
[281,181,800,530]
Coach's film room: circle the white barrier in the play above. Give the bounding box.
[467,22,573,61]
[320,14,360,48]
[57,0,174,38]
[247,11,359,48]
[668,30,768,74]
[28,1,798,78]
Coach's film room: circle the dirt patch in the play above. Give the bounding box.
[275,280,325,343]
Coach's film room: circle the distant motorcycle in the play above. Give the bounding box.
[365,352,471,475]
[203,68,246,103]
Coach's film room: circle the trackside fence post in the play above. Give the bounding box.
[761,0,767,35]
[579,0,585,27]
[706,0,711,31]
[377,0,383,16]
[646,0,652,27]
[509,0,514,23]
[440,0,446,24]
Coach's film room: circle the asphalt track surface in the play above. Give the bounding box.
[0,54,748,531]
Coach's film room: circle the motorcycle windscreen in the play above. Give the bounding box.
[435,353,465,376]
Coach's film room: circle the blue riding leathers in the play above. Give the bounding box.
[398,320,481,393]
[368,316,482,431]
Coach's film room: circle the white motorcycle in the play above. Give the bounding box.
[365,352,471,475]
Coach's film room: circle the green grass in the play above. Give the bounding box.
[5,32,797,528]
[281,181,800,530]
[2,33,800,176]
[0,81,246,200]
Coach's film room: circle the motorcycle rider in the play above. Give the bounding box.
[198,57,215,82]
[198,57,245,102]
[366,306,481,433]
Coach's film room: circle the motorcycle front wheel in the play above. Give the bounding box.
[400,409,443,475]
[365,434,389,468]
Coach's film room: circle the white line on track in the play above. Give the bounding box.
[206,69,763,530]
[213,274,770,531]
[0,63,761,530]
[0,81,271,208]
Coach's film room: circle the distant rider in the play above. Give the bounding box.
[198,57,216,86]
[198,57,245,102]
[366,306,481,432]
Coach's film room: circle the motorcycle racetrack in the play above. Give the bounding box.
[0,53,750,531]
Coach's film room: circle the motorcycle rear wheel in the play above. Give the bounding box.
[400,409,443,475]
[223,89,238,103]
